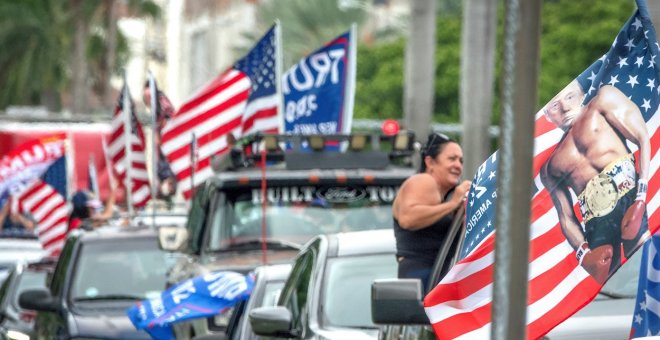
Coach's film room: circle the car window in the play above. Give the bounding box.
[69,238,177,302]
[0,267,15,305]
[207,186,397,251]
[279,245,318,333]
[321,253,397,328]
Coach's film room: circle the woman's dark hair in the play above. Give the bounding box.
[419,132,454,173]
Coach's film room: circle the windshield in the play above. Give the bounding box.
[600,246,642,298]
[70,238,177,302]
[207,185,397,251]
[321,253,397,329]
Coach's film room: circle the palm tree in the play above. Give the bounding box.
[0,0,69,111]
[244,0,366,68]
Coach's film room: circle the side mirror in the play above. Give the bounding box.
[19,288,58,312]
[371,279,429,324]
[249,306,297,338]
[158,226,189,252]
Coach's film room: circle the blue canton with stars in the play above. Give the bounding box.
[234,25,277,102]
[631,234,660,338]
[462,152,498,259]
[576,12,660,124]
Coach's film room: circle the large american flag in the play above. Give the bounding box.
[108,83,151,208]
[424,10,660,339]
[161,25,281,199]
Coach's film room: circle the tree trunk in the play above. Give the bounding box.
[70,0,89,114]
[460,0,497,178]
[404,0,436,151]
[103,0,118,109]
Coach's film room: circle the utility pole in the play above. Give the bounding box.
[491,0,541,339]
[404,0,436,151]
[460,0,498,178]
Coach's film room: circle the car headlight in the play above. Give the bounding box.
[6,330,29,340]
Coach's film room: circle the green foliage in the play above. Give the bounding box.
[355,0,638,124]
[354,38,405,120]
[539,0,634,105]
[0,0,70,108]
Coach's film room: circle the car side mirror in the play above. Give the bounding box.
[371,279,429,324]
[158,226,189,252]
[19,288,58,312]
[249,306,297,338]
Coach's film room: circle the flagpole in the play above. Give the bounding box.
[88,154,100,198]
[101,136,116,190]
[343,23,357,134]
[190,132,196,198]
[122,73,134,218]
[491,0,540,339]
[148,71,158,226]
[65,133,75,201]
[275,20,284,134]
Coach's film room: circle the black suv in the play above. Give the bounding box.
[159,132,416,338]
[18,227,179,340]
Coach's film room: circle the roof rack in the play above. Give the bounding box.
[212,131,417,172]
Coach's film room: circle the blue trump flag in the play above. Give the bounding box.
[127,271,255,340]
[631,235,660,338]
[282,28,356,136]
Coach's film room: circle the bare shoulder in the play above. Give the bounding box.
[594,85,628,105]
[401,173,436,191]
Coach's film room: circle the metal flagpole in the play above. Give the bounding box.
[274,20,284,134]
[190,132,196,198]
[343,23,357,134]
[122,73,134,218]
[148,71,158,226]
[491,0,540,339]
[101,136,116,189]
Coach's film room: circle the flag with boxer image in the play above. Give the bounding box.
[424,5,660,339]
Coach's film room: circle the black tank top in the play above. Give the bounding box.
[393,204,454,265]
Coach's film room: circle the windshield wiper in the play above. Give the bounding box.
[74,294,143,302]
[216,239,301,252]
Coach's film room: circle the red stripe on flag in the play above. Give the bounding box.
[526,277,600,337]
[176,70,245,116]
[241,107,278,132]
[162,88,249,144]
[432,302,492,340]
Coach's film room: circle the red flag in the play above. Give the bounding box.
[161,25,280,199]
[107,83,151,208]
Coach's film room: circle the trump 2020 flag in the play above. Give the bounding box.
[161,24,281,199]
[631,234,660,338]
[424,5,660,339]
[283,26,356,136]
[127,271,254,340]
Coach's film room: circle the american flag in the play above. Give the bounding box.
[161,25,281,199]
[631,234,660,338]
[424,10,660,339]
[0,135,70,256]
[16,179,69,256]
[108,83,151,208]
